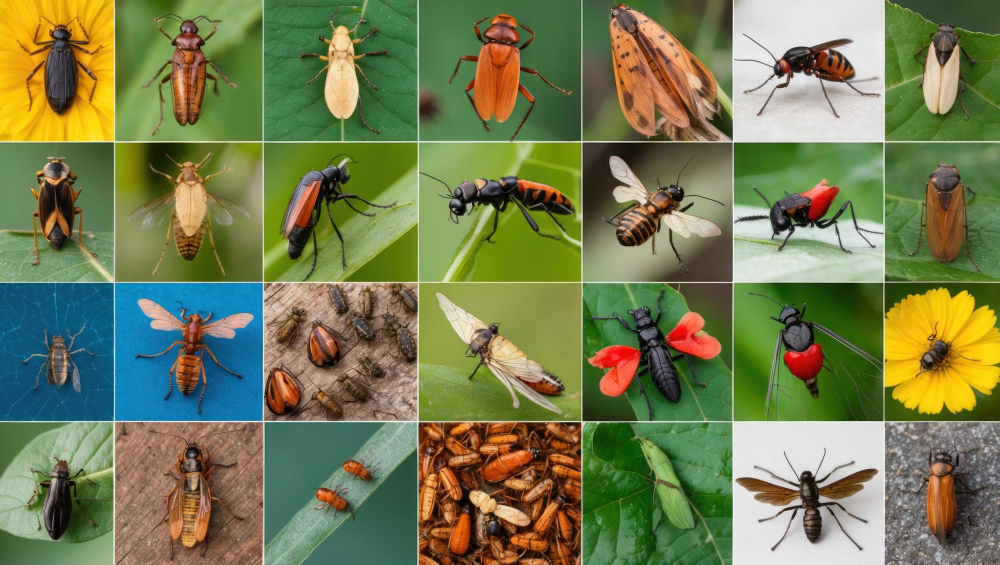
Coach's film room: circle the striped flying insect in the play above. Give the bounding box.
[434,292,564,414]
[127,153,249,276]
[604,155,723,273]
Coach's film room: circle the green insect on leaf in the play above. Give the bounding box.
[637,436,695,531]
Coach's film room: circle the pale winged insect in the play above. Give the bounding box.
[434,292,564,414]
[917,23,976,120]
[127,153,249,276]
[637,436,695,531]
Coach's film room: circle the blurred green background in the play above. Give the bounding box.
[264,143,417,282]
[0,143,113,254]
[583,0,733,140]
[264,422,415,565]
[420,283,581,420]
[885,143,1000,281]
[115,143,263,282]
[885,283,1000,421]
[582,143,732,281]
[116,0,263,140]
[418,1,581,141]
[892,0,1000,33]
[734,283,884,421]
[419,143,580,281]
[0,423,111,565]
[583,284,733,421]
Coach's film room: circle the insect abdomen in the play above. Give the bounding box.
[174,216,206,260]
[617,206,659,246]
[648,347,681,402]
[176,355,201,395]
[398,328,417,361]
[515,181,574,214]
[172,48,207,125]
[803,507,822,542]
[181,477,201,547]
[814,49,855,79]
[49,348,71,387]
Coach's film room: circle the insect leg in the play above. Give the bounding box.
[355,92,381,134]
[776,226,796,250]
[204,214,226,276]
[68,483,99,526]
[210,496,246,520]
[963,193,981,272]
[324,199,349,268]
[165,355,179,400]
[202,165,229,184]
[482,208,502,243]
[73,207,96,257]
[589,313,636,333]
[953,474,983,494]
[197,354,206,414]
[743,74,774,94]
[822,505,863,550]
[816,460,856,483]
[816,78,841,118]
[956,72,970,120]
[909,200,927,257]
[461,77,491,132]
[634,364,654,421]
[472,16,490,43]
[339,192,397,210]
[756,73,791,116]
[667,230,688,273]
[202,20,220,43]
[150,72,172,136]
[468,358,487,380]
[767,506,800,551]
[913,44,929,58]
[23,58,47,110]
[519,66,572,95]
[355,48,390,60]
[22,351,48,363]
[902,476,929,494]
[353,62,380,91]
[510,83,536,142]
[199,344,242,378]
[511,197,558,240]
[758,504,801,523]
[71,43,104,56]
[304,60,331,86]
[304,220,319,281]
[751,465,799,487]
[448,55,479,84]
[18,41,53,56]
[814,71,882,98]
[676,354,706,388]
[537,207,569,235]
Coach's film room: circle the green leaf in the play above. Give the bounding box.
[265,167,417,281]
[582,422,732,565]
[583,284,732,422]
[0,423,113,542]
[0,231,113,282]
[418,364,581,421]
[734,206,883,282]
[264,0,417,141]
[885,1,1000,141]
[116,0,263,141]
[886,194,998,280]
[264,423,416,565]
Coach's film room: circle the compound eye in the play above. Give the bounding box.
[449,200,466,215]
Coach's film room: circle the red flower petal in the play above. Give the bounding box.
[666,312,721,359]
[589,346,641,397]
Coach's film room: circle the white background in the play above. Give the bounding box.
[734,421,886,565]
[733,0,885,141]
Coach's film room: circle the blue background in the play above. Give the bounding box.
[0,284,114,421]
[115,283,263,421]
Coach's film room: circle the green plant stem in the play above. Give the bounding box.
[718,89,733,118]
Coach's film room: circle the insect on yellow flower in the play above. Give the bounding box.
[0,0,114,141]
[885,288,1000,414]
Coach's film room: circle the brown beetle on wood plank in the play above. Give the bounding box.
[265,365,302,415]
[308,322,345,366]
[143,14,236,136]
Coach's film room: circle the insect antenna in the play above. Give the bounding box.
[39,16,59,28]
[814,447,827,475]
[675,153,698,186]
[420,172,453,197]
[164,154,183,168]
[740,34,778,63]
[686,194,726,206]
[326,153,358,167]
[749,292,783,307]
[783,451,798,477]
[159,14,187,24]
[734,58,774,68]
[791,285,804,307]
[149,429,192,444]
[196,427,246,444]
[191,15,216,25]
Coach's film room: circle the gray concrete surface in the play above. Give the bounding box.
[885,422,999,565]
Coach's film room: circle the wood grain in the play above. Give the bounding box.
[114,423,263,565]
[264,283,418,421]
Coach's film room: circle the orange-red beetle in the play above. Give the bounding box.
[448,14,572,141]
[308,322,343,367]
[265,366,302,415]
[913,449,979,545]
[449,501,472,555]
[314,485,354,520]
[481,448,538,483]
[342,458,378,482]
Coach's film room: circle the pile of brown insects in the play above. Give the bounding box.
[265,282,418,421]
[419,422,581,565]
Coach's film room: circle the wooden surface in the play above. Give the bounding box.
[114,423,263,565]
[264,283,418,421]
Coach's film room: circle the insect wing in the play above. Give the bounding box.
[326,54,359,119]
[764,329,783,421]
[608,156,650,204]
[735,477,800,506]
[811,322,881,369]
[485,335,561,414]
[435,292,488,345]
[494,504,531,527]
[474,43,521,122]
[53,180,75,235]
[202,313,255,339]
[634,14,717,119]
[926,175,965,261]
[137,299,186,332]
[663,210,721,238]
[167,473,185,539]
[638,437,695,530]
[70,357,81,393]
[281,173,323,238]
[206,193,250,227]
[128,192,176,229]
[818,468,878,499]
[807,39,853,53]
[195,474,212,541]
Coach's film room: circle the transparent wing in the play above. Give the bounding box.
[206,193,250,227]
[663,210,722,238]
[167,474,185,539]
[813,323,882,368]
[203,313,254,339]
[137,299,185,332]
[608,156,650,204]
[195,475,212,541]
[127,193,176,229]
[486,336,561,414]
[435,292,487,344]
[71,358,81,393]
